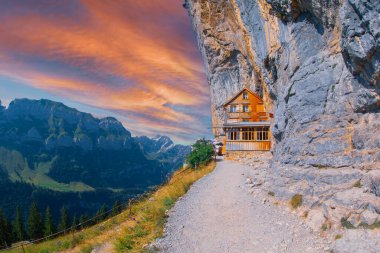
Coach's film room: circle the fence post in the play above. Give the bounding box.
[128,199,132,215]
[72,227,75,243]
[21,244,26,253]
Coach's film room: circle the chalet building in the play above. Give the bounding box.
[222,88,273,153]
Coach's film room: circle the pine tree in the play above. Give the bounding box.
[43,207,54,237]
[58,206,70,232]
[27,202,43,240]
[12,206,26,242]
[99,204,108,221]
[79,213,89,229]
[111,200,122,216]
[0,209,8,248]
[4,218,12,246]
[71,214,78,230]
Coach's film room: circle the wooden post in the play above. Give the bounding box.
[72,227,75,243]
[21,244,26,253]
[128,199,132,215]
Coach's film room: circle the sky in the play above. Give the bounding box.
[0,0,212,144]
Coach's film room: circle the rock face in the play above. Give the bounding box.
[184,0,379,169]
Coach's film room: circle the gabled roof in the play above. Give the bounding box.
[223,87,263,107]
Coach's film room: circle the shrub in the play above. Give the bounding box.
[340,217,355,229]
[335,234,342,240]
[290,194,302,209]
[186,139,214,169]
[268,191,275,197]
[353,180,362,188]
[163,197,175,208]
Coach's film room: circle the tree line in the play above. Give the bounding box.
[0,200,123,249]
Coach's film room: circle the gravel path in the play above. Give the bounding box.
[151,159,328,253]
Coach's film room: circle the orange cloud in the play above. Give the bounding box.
[0,0,212,142]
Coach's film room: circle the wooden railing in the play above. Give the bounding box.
[227,111,271,119]
[227,112,253,118]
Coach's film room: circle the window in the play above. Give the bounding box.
[230,105,237,112]
[243,92,248,100]
[243,105,249,112]
[256,127,269,140]
[242,128,254,140]
[228,129,239,140]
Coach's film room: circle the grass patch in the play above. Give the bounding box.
[341,217,355,229]
[268,191,275,197]
[311,164,328,169]
[6,162,216,253]
[353,180,362,188]
[290,194,303,209]
[321,223,329,231]
[340,217,380,230]
[335,234,343,240]
[360,221,380,229]
[368,221,380,229]
[114,161,216,252]
[163,197,175,209]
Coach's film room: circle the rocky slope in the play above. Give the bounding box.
[184,0,379,168]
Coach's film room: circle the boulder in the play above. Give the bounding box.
[347,212,361,228]
[363,170,380,197]
[332,229,380,253]
[332,188,380,213]
[360,209,379,226]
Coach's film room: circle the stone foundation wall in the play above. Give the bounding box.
[225,150,269,160]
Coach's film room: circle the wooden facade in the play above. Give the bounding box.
[222,88,272,152]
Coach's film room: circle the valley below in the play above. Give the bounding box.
[0,98,190,225]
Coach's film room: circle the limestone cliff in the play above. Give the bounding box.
[184,0,379,169]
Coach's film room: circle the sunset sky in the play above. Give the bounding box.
[0,0,212,143]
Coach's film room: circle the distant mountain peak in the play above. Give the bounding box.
[153,135,174,147]
[134,135,191,171]
[99,117,130,136]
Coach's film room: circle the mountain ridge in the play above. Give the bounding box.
[0,98,190,222]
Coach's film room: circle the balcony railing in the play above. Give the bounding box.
[227,111,271,119]
[227,112,254,118]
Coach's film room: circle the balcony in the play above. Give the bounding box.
[227,111,254,119]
